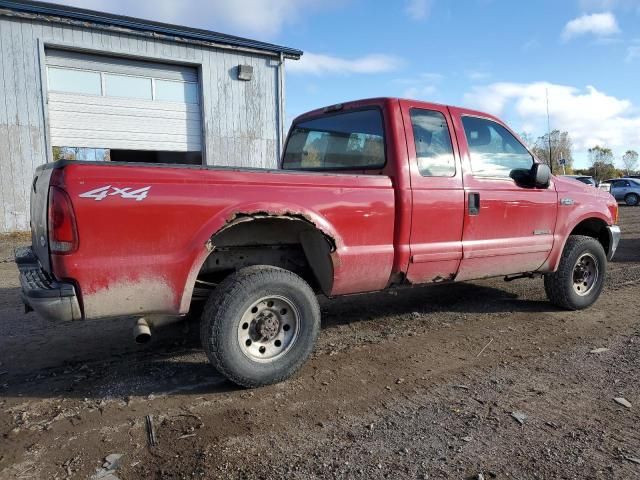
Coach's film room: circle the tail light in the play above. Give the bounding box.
[48,186,78,254]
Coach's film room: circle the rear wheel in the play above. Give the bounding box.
[200,266,320,388]
[624,193,639,206]
[544,235,607,310]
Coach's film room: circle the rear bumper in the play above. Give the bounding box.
[606,225,621,261]
[15,246,81,321]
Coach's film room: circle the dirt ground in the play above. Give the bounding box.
[1,209,639,480]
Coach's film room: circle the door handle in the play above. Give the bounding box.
[468,192,480,216]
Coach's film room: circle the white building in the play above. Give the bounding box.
[0,0,301,232]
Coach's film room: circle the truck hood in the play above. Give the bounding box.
[552,174,618,223]
[553,175,611,200]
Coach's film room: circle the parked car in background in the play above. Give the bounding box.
[605,178,640,205]
[561,175,598,187]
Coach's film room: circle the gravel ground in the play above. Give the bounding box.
[0,208,639,479]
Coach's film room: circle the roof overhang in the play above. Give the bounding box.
[0,0,303,59]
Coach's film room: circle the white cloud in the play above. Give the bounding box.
[579,0,640,12]
[394,73,444,99]
[521,38,540,52]
[561,12,620,41]
[466,70,491,81]
[405,0,434,20]
[463,81,640,161]
[54,0,342,37]
[288,52,403,75]
[404,85,438,99]
[627,42,640,61]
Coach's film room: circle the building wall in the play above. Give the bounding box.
[0,13,283,232]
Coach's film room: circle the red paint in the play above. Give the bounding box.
[41,98,617,319]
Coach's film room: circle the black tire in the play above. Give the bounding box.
[544,235,607,310]
[624,193,639,206]
[200,266,320,388]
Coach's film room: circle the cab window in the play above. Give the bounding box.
[282,109,385,171]
[410,109,455,177]
[462,116,533,177]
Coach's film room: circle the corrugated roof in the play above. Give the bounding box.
[0,0,303,59]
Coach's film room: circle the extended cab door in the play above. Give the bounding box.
[449,108,558,281]
[401,100,465,283]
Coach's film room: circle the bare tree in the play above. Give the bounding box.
[518,132,536,149]
[622,150,639,175]
[588,145,615,182]
[530,130,574,173]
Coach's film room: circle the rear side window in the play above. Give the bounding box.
[613,180,631,187]
[282,109,385,170]
[410,109,455,177]
[462,116,533,177]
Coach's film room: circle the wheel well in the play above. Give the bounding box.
[570,218,609,253]
[196,215,335,295]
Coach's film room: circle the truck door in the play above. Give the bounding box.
[449,108,558,281]
[401,101,465,284]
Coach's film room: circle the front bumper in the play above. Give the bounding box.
[606,225,621,261]
[15,246,81,321]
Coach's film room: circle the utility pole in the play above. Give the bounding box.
[546,88,553,174]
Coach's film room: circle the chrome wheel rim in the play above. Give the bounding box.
[237,295,300,363]
[572,253,599,296]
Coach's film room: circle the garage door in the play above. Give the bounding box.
[45,49,202,162]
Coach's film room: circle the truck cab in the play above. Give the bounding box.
[283,98,619,285]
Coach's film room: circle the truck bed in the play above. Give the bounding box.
[32,160,396,319]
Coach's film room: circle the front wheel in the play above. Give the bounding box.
[200,266,320,388]
[544,235,607,310]
[625,193,639,206]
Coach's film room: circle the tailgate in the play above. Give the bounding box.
[30,164,55,273]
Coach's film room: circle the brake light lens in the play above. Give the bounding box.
[48,186,78,254]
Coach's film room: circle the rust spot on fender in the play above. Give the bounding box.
[216,210,337,252]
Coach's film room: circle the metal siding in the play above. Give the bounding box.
[0,23,10,230]
[0,14,281,232]
[14,20,34,229]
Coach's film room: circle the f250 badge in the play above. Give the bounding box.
[79,185,151,202]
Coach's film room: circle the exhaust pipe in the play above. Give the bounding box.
[133,318,152,344]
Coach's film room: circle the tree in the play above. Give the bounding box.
[588,145,616,182]
[530,130,574,173]
[518,132,536,149]
[621,150,639,175]
[587,162,619,182]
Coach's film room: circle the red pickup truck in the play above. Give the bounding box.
[17,97,620,387]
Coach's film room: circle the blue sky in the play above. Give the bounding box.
[58,0,640,168]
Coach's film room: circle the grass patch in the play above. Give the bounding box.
[0,231,31,242]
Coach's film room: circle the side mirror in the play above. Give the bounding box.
[510,163,551,189]
[533,163,551,189]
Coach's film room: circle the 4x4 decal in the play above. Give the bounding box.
[79,185,151,202]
